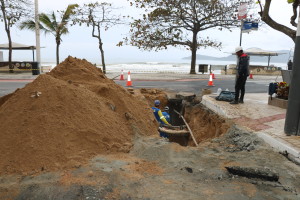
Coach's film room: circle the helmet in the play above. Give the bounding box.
[154,100,160,106]
[164,106,169,111]
[235,46,243,53]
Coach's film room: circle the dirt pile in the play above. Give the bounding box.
[0,56,157,175]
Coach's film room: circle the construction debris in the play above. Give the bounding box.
[225,166,279,182]
[30,91,42,98]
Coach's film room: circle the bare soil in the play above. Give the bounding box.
[0,57,299,200]
[1,126,300,200]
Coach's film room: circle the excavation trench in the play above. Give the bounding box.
[165,95,232,146]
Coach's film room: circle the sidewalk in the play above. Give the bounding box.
[201,93,300,163]
[0,73,37,80]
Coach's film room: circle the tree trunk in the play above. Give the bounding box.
[190,31,198,74]
[7,28,13,73]
[56,36,60,65]
[1,1,13,73]
[99,38,106,74]
[94,25,106,74]
[260,0,296,42]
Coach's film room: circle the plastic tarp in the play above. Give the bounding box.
[215,91,235,102]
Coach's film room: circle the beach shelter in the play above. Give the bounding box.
[231,47,285,66]
[0,42,37,61]
[243,47,285,67]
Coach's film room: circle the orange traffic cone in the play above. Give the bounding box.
[120,70,124,80]
[249,71,253,79]
[207,73,215,86]
[212,70,216,79]
[126,71,132,86]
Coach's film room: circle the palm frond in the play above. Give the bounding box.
[60,27,69,35]
[19,19,50,34]
[50,12,58,29]
[19,20,36,31]
[61,4,78,23]
[39,13,56,32]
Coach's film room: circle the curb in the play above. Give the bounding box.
[257,132,300,161]
[201,96,300,164]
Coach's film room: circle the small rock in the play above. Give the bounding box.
[125,112,133,120]
[88,171,93,177]
[107,103,116,111]
[185,167,193,173]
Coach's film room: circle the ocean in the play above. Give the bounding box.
[42,60,288,74]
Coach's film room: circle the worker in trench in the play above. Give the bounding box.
[162,106,171,124]
[151,100,172,138]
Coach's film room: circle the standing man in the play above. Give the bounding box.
[230,46,250,104]
[287,60,293,71]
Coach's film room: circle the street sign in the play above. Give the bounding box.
[238,3,247,20]
[252,22,259,30]
[242,21,259,33]
[242,21,252,33]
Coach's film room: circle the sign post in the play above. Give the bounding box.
[238,3,247,46]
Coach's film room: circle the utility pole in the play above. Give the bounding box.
[284,9,300,136]
[34,0,41,74]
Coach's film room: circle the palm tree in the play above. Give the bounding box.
[20,4,78,65]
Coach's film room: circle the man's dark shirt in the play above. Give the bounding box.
[237,53,250,77]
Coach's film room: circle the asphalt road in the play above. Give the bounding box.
[114,79,270,94]
[0,78,270,97]
[0,80,31,97]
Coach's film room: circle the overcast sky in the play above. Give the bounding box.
[0,0,296,64]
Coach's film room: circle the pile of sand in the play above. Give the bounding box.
[0,56,158,175]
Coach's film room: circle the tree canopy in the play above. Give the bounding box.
[124,0,253,74]
[74,2,123,74]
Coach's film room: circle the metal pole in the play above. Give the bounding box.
[32,48,35,61]
[284,8,300,136]
[239,20,243,46]
[34,0,41,74]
